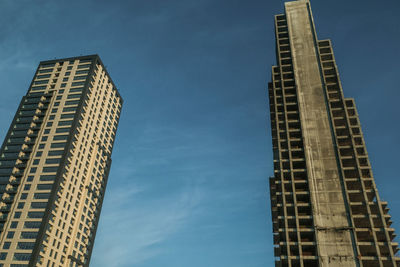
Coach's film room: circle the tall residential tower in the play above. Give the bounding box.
[268,1,399,267]
[0,55,122,266]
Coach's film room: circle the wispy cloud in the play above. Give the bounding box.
[91,172,203,267]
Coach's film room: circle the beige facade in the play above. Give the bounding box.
[0,55,122,266]
[269,1,399,267]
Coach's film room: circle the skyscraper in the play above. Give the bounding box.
[0,55,122,266]
[268,1,399,267]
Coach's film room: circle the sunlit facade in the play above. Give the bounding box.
[0,55,122,266]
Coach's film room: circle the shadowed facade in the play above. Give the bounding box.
[268,1,399,266]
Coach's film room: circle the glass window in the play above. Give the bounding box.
[29,203,47,210]
[62,107,77,112]
[33,80,49,85]
[16,242,35,250]
[13,253,31,261]
[50,142,66,148]
[20,231,39,239]
[39,175,56,181]
[65,100,80,106]
[67,94,81,99]
[69,87,83,93]
[60,114,74,119]
[71,82,85,87]
[55,128,70,134]
[53,135,68,141]
[42,167,58,173]
[31,86,46,91]
[38,69,52,74]
[36,74,51,79]
[33,193,50,199]
[45,158,61,164]
[36,184,53,190]
[58,120,73,126]
[77,64,91,69]
[6,232,14,239]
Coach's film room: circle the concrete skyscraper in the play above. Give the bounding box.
[0,55,122,266]
[268,1,399,266]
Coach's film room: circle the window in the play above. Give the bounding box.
[50,142,66,148]
[44,129,50,134]
[31,86,46,91]
[77,64,91,69]
[14,212,21,218]
[67,66,73,70]
[41,136,48,142]
[61,83,67,88]
[42,167,58,173]
[17,242,35,250]
[39,175,56,181]
[71,81,85,87]
[62,107,77,112]
[41,63,55,68]
[10,221,18,228]
[0,252,6,260]
[6,232,14,238]
[29,167,37,173]
[51,108,58,113]
[60,114,74,119]
[73,75,87,81]
[67,93,81,99]
[65,71,71,76]
[69,87,83,93]
[20,231,38,239]
[53,135,68,141]
[38,144,45,149]
[38,69,52,74]
[45,158,61,164]
[13,253,31,261]
[3,242,10,249]
[37,184,53,190]
[23,184,31,190]
[37,74,51,79]
[55,128,70,134]
[53,102,59,107]
[76,70,88,75]
[62,77,69,82]
[65,100,80,106]
[58,120,73,126]
[33,193,50,199]
[56,96,62,100]
[27,176,34,182]
[33,80,49,85]
[17,202,25,209]
[79,59,92,64]
[32,159,40,165]
[11,263,29,267]
[58,89,64,94]
[29,203,47,210]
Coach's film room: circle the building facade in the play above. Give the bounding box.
[0,55,122,266]
[268,1,399,267]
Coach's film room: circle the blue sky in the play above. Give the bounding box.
[0,0,399,266]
